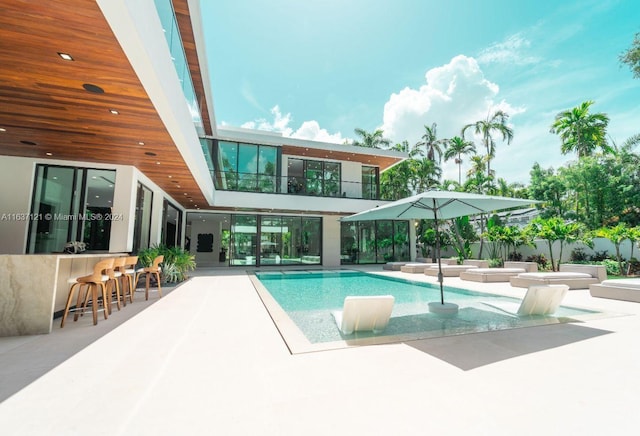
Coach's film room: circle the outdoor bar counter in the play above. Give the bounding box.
[0,253,126,336]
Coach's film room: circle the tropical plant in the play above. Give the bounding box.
[526,217,591,271]
[448,215,477,260]
[620,31,640,78]
[409,158,441,192]
[444,136,476,184]
[550,100,611,158]
[416,123,445,162]
[136,244,196,283]
[462,110,513,180]
[594,223,633,276]
[352,128,391,149]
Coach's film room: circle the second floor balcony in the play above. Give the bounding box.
[213,171,380,200]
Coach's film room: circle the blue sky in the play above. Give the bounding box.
[200,0,640,184]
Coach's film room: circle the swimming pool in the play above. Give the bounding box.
[252,270,602,353]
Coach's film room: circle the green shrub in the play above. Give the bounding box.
[489,258,503,268]
[136,244,196,283]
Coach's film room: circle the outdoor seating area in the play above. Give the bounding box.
[509,264,607,290]
[460,261,538,283]
[2,267,639,435]
[590,278,640,303]
[424,264,479,277]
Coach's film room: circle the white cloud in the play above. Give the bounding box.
[241,105,346,143]
[291,120,345,143]
[380,55,527,182]
[478,34,541,65]
[381,55,522,143]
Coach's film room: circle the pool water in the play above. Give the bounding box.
[254,270,598,346]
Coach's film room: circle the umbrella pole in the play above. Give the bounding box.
[433,200,444,305]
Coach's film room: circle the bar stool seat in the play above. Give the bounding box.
[106,257,126,312]
[120,256,138,303]
[134,255,164,301]
[61,258,114,327]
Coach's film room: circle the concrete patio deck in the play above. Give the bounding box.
[1,266,639,435]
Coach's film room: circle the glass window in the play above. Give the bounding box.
[394,221,410,261]
[287,158,304,194]
[230,215,257,265]
[281,216,303,264]
[133,182,153,253]
[324,162,341,197]
[340,219,409,264]
[305,161,323,196]
[162,200,182,248]
[340,222,358,264]
[27,165,115,253]
[302,217,322,264]
[375,220,394,263]
[215,141,280,193]
[83,170,116,251]
[258,146,277,193]
[237,144,257,192]
[362,166,379,199]
[259,216,282,265]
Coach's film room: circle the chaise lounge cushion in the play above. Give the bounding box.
[589,278,640,303]
[460,267,527,282]
[383,262,408,271]
[424,264,478,277]
[400,263,434,273]
[509,264,606,290]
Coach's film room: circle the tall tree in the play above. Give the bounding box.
[549,100,611,158]
[409,158,441,193]
[352,128,391,149]
[620,32,640,78]
[416,123,445,162]
[444,136,476,184]
[462,110,513,180]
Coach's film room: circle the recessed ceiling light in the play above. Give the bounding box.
[20,140,37,145]
[144,152,157,156]
[95,195,100,198]
[109,109,119,115]
[138,142,145,146]
[184,193,188,196]
[168,175,172,178]
[58,52,74,61]
[46,152,53,156]
[156,161,161,165]
[0,128,6,132]
[82,83,104,94]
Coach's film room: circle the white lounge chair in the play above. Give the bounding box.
[483,284,569,316]
[332,295,395,335]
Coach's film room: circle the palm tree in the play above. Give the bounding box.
[410,158,442,193]
[444,136,476,184]
[462,110,513,180]
[353,128,392,149]
[392,140,422,158]
[416,123,445,162]
[549,100,611,158]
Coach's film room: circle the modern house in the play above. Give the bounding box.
[0,0,411,268]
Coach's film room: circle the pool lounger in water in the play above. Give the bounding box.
[332,295,395,335]
[483,284,569,317]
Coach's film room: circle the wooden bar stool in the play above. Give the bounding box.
[118,256,138,304]
[61,258,114,327]
[135,255,164,300]
[106,257,126,312]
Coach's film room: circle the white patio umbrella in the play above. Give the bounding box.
[342,190,539,313]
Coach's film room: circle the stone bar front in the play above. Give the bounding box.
[0,253,125,336]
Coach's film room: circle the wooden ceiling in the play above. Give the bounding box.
[0,0,210,208]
